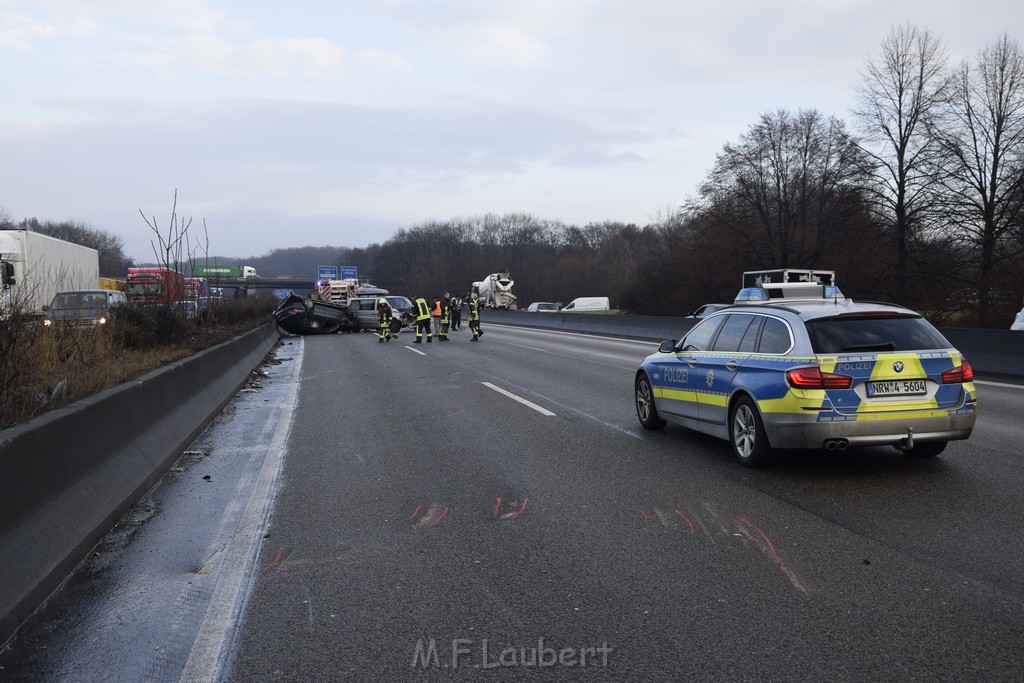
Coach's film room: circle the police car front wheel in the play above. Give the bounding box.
[635,374,666,430]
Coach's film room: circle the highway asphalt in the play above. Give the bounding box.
[2,324,1022,681]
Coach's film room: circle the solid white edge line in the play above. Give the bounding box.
[490,324,1024,389]
[975,379,1024,390]
[178,340,303,682]
[482,381,556,416]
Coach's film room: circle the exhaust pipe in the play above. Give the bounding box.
[824,439,850,451]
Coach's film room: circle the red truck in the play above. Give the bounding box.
[126,267,186,306]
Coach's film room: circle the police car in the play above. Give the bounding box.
[635,272,977,467]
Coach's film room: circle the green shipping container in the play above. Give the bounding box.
[193,265,242,278]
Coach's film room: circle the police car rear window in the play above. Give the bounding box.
[804,314,950,353]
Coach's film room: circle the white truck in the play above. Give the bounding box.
[1,230,100,317]
[473,272,517,309]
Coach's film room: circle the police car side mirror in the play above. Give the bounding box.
[658,340,677,353]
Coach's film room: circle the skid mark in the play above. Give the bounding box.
[736,516,807,595]
[492,497,529,521]
[257,546,382,582]
[409,503,450,529]
[638,506,699,535]
[673,508,696,535]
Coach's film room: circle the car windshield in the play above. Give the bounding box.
[386,297,411,309]
[51,293,104,310]
[804,314,951,353]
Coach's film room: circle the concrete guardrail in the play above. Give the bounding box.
[0,323,281,645]
[482,310,1024,379]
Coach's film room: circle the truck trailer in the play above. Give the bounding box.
[0,229,100,317]
[192,264,258,279]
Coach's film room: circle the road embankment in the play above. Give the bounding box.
[0,323,281,646]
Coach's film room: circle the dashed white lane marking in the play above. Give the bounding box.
[405,345,427,356]
[482,381,556,417]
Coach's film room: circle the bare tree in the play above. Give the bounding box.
[692,108,865,270]
[853,22,950,303]
[933,32,1024,325]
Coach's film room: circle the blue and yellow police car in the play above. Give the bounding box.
[635,278,977,467]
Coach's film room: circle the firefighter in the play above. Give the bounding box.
[468,292,483,341]
[377,298,394,343]
[438,293,450,341]
[413,295,433,343]
[450,293,463,330]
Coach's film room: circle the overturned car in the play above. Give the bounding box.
[273,291,360,335]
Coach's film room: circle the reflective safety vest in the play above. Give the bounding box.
[431,300,442,317]
[414,297,431,321]
[468,298,480,321]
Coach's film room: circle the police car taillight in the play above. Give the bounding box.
[786,367,853,390]
[941,361,974,384]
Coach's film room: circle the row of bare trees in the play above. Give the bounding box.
[4,25,1021,327]
[339,25,1022,327]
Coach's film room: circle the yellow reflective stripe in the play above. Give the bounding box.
[758,390,825,414]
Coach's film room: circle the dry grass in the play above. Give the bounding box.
[0,298,277,431]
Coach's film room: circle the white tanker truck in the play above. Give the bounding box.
[472,272,517,310]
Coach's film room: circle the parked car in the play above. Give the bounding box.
[347,296,415,331]
[526,302,560,312]
[43,289,127,327]
[634,282,977,467]
[173,300,200,319]
[561,297,610,312]
[686,303,728,319]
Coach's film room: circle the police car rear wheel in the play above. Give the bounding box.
[730,397,773,467]
[635,374,666,429]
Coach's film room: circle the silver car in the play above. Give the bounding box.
[44,289,127,327]
[635,284,978,467]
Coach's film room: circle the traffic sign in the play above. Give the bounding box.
[341,265,358,280]
[318,265,338,280]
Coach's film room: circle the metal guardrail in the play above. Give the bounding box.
[481,310,1024,379]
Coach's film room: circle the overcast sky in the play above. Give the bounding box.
[1,1,1020,262]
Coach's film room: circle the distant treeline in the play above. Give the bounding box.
[4,25,1022,327]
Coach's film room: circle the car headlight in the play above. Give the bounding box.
[43,319,52,327]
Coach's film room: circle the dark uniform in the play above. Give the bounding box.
[468,295,483,341]
[450,295,463,330]
[439,293,451,341]
[413,296,432,343]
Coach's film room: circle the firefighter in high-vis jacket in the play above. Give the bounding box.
[468,293,483,341]
[413,296,433,343]
[377,298,394,343]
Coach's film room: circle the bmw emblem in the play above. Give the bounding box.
[893,361,904,373]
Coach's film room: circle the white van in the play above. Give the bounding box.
[561,297,610,312]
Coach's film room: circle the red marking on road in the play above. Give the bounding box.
[639,507,650,527]
[407,505,422,521]
[493,497,503,518]
[427,507,450,528]
[738,516,780,561]
[674,508,696,535]
[505,498,529,521]
[259,546,286,574]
